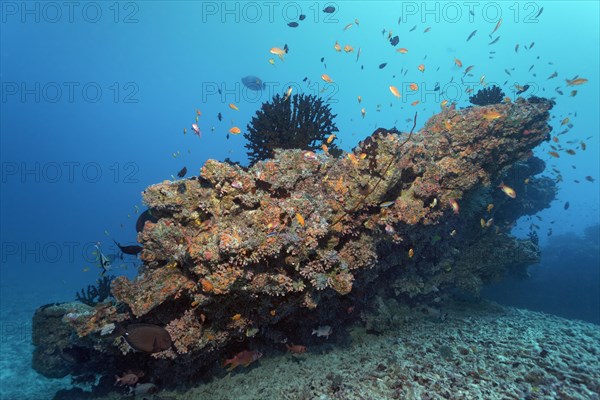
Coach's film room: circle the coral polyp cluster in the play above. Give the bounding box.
[33,97,557,390]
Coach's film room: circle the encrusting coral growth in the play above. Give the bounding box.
[244,93,342,166]
[32,97,558,393]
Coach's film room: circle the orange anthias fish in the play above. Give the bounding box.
[321,74,334,83]
[223,350,263,371]
[499,183,517,198]
[344,44,354,53]
[389,85,401,98]
[229,103,239,111]
[449,199,460,215]
[454,57,463,68]
[270,47,286,60]
[565,78,588,86]
[229,126,241,135]
[417,64,425,72]
[397,48,408,54]
[295,213,305,226]
[409,83,418,91]
[334,41,341,52]
[286,344,307,354]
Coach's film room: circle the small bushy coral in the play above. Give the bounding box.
[469,85,505,106]
[75,275,114,306]
[244,93,341,166]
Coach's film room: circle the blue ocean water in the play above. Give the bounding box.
[1,1,598,399]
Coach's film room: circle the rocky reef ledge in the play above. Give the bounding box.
[33,98,562,397]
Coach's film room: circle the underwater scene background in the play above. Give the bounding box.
[1,1,599,399]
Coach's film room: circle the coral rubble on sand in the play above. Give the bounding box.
[32,98,566,396]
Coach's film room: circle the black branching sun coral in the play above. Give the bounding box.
[469,85,505,106]
[244,93,342,166]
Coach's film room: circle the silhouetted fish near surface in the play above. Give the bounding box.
[113,240,143,256]
[123,324,172,353]
[379,63,387,69]
[241,75,266,91]
[217,112,222,121]
[389,35,399,46]
[466,30,477,41]
[287,22,299,28]
[564,202,570,210]
[299,14,306,20]
[323,6,335,13]
[177,166,187,178]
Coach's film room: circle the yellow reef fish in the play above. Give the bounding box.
[417,64,425,72]
[487,203,494,213]
[321,144,329,153]
[344,44,354,53]
[409,83,418,91]
[565,78,588,86]
[483,111,502,121]
[408,248,414,258]
[231,314,242,321]
[411,100,420,106]
[327,134,336,144]
[229,103,239,111]
[229,126,241,135]
[480,218,486,228]
[454,57,463,68]
[440,100,448,108]
[334,41,341,52]
[397,48,408,54]
[503,97,512,103]
[321,74,334,83]
[444,119,452,130]
[499,183,516,198]
[389,85,401,98]
[359,153,367,159]
[268,58,275,65]
[295,213,305,226]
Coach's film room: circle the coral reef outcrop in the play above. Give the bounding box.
[32,97,557,394]
[469,85,506,106]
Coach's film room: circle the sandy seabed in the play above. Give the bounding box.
[87,300,600,400]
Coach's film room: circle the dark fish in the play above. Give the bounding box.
[287,22,299,28]
[299,14,306,21]
[113,240,143,256]
[177,182,186,194]
[217,112,222,121]
[515,44,519,53]
[302,76,308,82]
[547,72,557,80]
[379,63,387,69]
[516,84,530,95]
[488,36,500,45]
[177,166,187,178]
[585,176,595,182]
[409,25,416,32]
[536,7,544,18]
[123,324,172,353]
[466,30,477,41]
[528,64,534,72]
[529,41,535,49]
[320,57,325,62]
[434,82,440,91]
[283,43,289,53]
[136,209,158,233]
[241,75,265,91]
[504,69,511,75]
[323,6,335,13]
[389,35,399,46]
[564,202,570,210]
[470,10,474,16]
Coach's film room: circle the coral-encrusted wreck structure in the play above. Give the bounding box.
[33,97,557,394]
